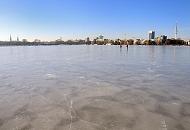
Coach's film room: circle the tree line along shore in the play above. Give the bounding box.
[0,38,190,46]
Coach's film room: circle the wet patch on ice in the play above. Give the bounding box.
[54,117,79,128]
[180,103,190,117]
[19,124,33,130]
[13,104,36,121]
[0,118,4,127]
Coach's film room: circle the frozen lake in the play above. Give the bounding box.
[0,45,190,130]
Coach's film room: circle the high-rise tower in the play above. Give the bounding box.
[17,36,19,42]
[148,31,155,41]
[10,35,12,42]
[175,23,178,39]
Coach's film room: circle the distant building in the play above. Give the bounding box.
[34,39,41,43]
[148,31,155,41]
[56,37,63,42]
[22,39,28,43]
[10,35,12,42]
[160,35,167,41]
[188,40,190,45]
[85,37,91,44]
[17,37,19,42]
[86,37,90,42]
[156,35,167,45]
[160,35,167,43]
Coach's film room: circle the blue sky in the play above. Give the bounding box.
[0,0,190,41]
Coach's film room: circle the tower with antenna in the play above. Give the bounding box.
[175,23,178,39]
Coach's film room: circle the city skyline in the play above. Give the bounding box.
[0,0,190,41]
